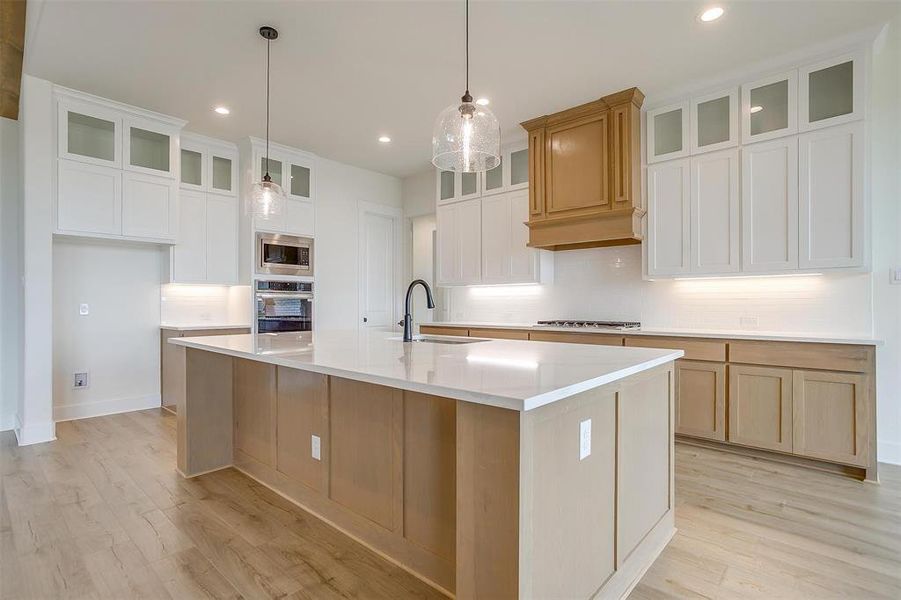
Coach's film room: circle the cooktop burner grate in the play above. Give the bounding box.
[536,320,641,330]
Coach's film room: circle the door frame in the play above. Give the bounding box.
[358,201,403,330]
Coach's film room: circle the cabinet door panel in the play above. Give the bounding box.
[690,88,739,154]
[799,122,864,269]
[690,149,739,274]
[173,190,206,282]
[436,204,458,285]
[728,365,793,453]
[234,359,277,466]
[481,194,510,283]
[508,193,537,282]
[741,137,799,272]
[792,370,867,466]
[741,70,798,144]
[58,100,122,167]
[122,172,177,240]
[675,361,725,441]
[57,160,122,235]
[647,101,689,163]
[647,158,690,276]
[546,113,608,214]
[285,198,314,236]
[205,193,238,284]
[458,199,482,284]
[799,52,863,132]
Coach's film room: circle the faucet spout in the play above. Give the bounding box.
[403,279,435,342]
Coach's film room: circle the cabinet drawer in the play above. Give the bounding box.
[729,340,871,373]
[420,326,469,337]
[529,331,624,346]
[625,336,726,362]
[469,328,529,340]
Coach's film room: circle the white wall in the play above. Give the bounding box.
[402,169,435,218]
[870,15,901,465]
[314,157,403,331]
[52,238,163,421]
[161,284,251,326]
[0,117,20,431]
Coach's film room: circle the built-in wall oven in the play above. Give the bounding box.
[257,233,314,277]
[255,280,313,333]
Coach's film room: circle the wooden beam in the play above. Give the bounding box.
[1,0,26,120]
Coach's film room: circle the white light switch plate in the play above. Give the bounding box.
[890,268,901,285]
[580,419,591,460]
[79,303,89,316]
[311,435,321,461]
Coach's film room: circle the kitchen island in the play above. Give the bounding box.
[171,331,683,599]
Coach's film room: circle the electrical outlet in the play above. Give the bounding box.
[73,372,89,389]
[891,267,901,285]
[311,435,321,461]
[79,303,89,316]
[740,316,759,328]
[579,419,591,460]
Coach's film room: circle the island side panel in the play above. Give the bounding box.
[276,367,329,492]
[234,359,278,467]
[179,348,233,477]
[519,386,617,599]
[456,401,520,599]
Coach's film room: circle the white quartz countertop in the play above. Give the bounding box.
[161,323,252,332]
[170,331,683,412]
[421,322,882,346]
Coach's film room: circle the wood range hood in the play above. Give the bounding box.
[520,87,645,251]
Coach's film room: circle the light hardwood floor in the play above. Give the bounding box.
[1,408,899,600]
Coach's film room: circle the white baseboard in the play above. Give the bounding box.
[878,440,901,466]
[14,415,56,446]
[54,393,161,423]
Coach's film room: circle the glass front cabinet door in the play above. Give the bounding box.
[741,70,798,144]
[58,100,122,167]
[799,52,863,132]
[180,145,204,190]
[210,153,236,195]
[436,170,456,204]
[691,88,739,154]
[124,117,179,178]
[647,101,689,163]
[287,160,312,200]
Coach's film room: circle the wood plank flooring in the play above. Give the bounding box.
[1,408,899,599]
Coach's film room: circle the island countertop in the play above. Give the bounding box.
[170,330,683,411]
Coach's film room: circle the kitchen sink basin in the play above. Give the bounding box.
[390,336,487,345]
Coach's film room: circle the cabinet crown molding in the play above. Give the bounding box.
[53,85,187,128]
[520,87,645,131]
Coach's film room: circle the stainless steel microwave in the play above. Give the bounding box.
[257,233,314,277]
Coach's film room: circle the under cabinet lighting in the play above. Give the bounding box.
[469,284,543,298]
[672,273,823,281]
[213,106,230,115]
[698,6,724,22]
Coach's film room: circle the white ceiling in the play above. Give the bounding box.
[25,1,898,178]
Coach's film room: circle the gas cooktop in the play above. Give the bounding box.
[536,320,641,330]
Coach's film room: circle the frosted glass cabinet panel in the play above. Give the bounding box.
[58,101,122,167]
[460,171,479,199]
[438,170,455,203]
[741,71,798,144]
[181,149,203,187]
[483,158,504,194]
[211,156,233,193]
[647,101,689,163]
[799,53,863,131]
[510,148,529,188]
[691,88,738,154]
[289,163,311,198]
[129,127,171,173]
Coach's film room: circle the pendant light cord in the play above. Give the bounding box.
[265,36,271,179]
[464,0,469,95]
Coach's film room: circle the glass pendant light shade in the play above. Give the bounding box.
[248,177,286,217]
[432,98,500,172]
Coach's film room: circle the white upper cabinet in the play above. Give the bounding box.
[249,140,316,236]
[799,52,864,132]
[741,137,799,272]
[799,122,864,269]
[690,88,739,154]
[180,133,238,196]
[180,146,204,191]
[54,88,185,243]
[436,170,456,204]
[481,191,543,285]
[211,153,235,195]
[741,70,798,144]
[481,144,530,196]
[647,101,689,164]
[205,193,239,283]
[647,158,690,276]
[287,159,313,200]
[436,198,482,286]
[58,99,122,168]
[690,149,740,274]
[173,189,207,282]
[123,116,179,179]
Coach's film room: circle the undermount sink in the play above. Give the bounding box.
[391,336,487,345]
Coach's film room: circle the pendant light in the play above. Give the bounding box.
[248,25,287,217]
[431,0,500,173]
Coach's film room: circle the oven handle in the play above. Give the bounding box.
[256,293,314,300]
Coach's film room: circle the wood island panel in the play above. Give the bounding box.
[456,401,520,599]
[403,392,456,563]
[234,359,277,466]
[328,378,403,532]
[276,367,328,492]
[179,348,233,477]
[468,327,530,340]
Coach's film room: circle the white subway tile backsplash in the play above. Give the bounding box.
[160,284,252,326]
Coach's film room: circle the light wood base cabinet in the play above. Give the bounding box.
[728,365,794,453]
[675,361,725,441]
[793,370,868,467]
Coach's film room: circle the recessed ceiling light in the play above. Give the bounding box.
[378,136,391,143]
[476,98,490,106]
[213,106,230,115]
[698,6,724,22]
[750,105,763,113]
